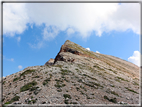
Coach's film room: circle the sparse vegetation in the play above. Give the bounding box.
[108,69,117,74]
[43,78,50,86]
[54,82,66,88]
[70,102,78,104]
[106,89,119,97]
[104,95,117,103]
[93,64,104,71]
[20,69,35,77]
[125,87,138,94]
[63,94,71,99]
[33,76,40,78]
[20,81,37,92]
[13,77,20,82]
[55,78,66,88]
[116,77,129,82]
[43,74,52,86]
[80,85,87,91]
[34,89,41,95]
[57,89,62,92]
[64,100,69,104]
[5,96,20,104]
[54,65,63,68]
[31,100,36,104]
[61,69,71,75]
[29,86,39,91]
[83,74,97,81]
[76,87,80,91]
[133,81,139,86]
[3,81,6,85]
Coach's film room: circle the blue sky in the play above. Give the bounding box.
[3,3,140,77]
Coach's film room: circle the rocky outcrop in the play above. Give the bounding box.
[54,40,100,64]
[45,58,54,66]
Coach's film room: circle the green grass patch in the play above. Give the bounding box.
[20,81,37,92]
[20,69,35,77]
[5,96,20,104]
[13,77,20,82]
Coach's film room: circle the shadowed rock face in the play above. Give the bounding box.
[2,40,140,105]
[54,40,100,63]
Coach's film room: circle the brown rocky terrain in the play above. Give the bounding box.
[1,40,140,106]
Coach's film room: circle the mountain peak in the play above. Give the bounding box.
[54,40,99,64]
[2,40,139,105]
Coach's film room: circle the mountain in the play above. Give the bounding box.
[2,40,139,106]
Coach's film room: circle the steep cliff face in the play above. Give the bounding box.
[54,40,101,63]
[2,40,140,106]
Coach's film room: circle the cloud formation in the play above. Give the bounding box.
[3,3,29,36]
[128,51,140,67]
[3,56,14,62]
[3,3,140,39]
[86,48,90,51]
[96,51,100,53]
[18,65,23,69]
[17,37,21,42]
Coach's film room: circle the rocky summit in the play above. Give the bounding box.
[2,40,140,106]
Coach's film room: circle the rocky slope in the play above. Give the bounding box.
[2,40,140,106]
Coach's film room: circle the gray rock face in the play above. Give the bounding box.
[2,40,140,106]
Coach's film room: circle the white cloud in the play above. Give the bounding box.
[10,58,14,62]
[17,37,21,42]
[86,48,90,51]
[128,51,140,67]
[3,3,29,36]
[3,56,14,62]
[28,41,44,49]
[67,28,75,35]
[43,26,59,41]
[96,51,100,53]
[18,65,23,69]
[3,3,140,44]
